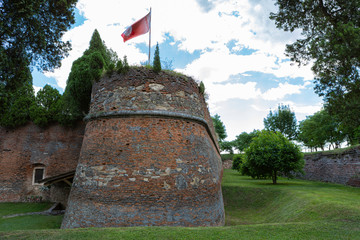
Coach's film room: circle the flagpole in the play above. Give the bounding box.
[148,7,152,65]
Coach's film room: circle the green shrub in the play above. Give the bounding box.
[116,59,123,73]
[232,154,243,171]
[199,81,205,94]
[243,130,304,184]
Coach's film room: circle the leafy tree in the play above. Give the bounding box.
[153,43,161,73]
[212,114,227,142]
[29,85,61,127]
[264,104,297,140]
[0,0,77,90]
[270,0,360,144]
[298,109,345,151]
[0,81,35,128]
[233,130,259,153]
[62,29,115,121]
[243,130,304,184]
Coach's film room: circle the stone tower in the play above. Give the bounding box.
[62,67,225,228]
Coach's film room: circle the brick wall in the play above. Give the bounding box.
[0,122,85,202]
[62,68,225,228]
[302,146,360,187]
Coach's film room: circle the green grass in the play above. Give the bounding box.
[0,202,62,232]
[1,170,360,239]
[0,202,52,218]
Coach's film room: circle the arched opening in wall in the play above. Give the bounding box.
[32,164,46,185]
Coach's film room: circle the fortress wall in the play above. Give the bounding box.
[0,122,85,202]
[62,68,224,228]
[303,146,360,187]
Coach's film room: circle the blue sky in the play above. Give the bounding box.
[32,0,323,141]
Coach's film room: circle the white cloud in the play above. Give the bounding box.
[38,0,323,139]
[46,0,315,91]
[33,86,42,96]
[262,82,305,101]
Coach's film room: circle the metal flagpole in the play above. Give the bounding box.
[148,7,152,65]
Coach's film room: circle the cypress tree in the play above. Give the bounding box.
[61,29,114,123]
[153,43,161,73]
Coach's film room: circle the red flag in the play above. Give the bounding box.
[122,12,151,42]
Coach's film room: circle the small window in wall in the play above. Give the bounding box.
[33,167,45,185]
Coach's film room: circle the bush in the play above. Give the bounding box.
[243,130,304,184]
[232,154,243,171]
[116,59,123,73]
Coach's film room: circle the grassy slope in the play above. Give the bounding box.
[0,202,62,232]
[1,170,360,239]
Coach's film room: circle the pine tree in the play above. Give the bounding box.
[153,43,161,73]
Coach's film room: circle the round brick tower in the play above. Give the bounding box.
[61,67,225,228]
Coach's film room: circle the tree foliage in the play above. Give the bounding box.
[242,130,304,184]
[298,109,345,151]
[0,81,35,128]
[62,29,115,122]
[232,154,243,171]
[212,114,227,142]
[0,0,77,90]
[270,0,360,143]
[29,85,62,127]
[153,43,161,73]
[264,104,297,140]
[233,130,259,153]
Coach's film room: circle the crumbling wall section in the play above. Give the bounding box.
[303,146,360,187]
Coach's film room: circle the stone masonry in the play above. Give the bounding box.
[302,146,360,187]
[0,122,85,202]
[61,67,225,228]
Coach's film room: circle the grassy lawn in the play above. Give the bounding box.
[1,169,360,239]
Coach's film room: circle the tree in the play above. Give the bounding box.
[298,109,345,151]
[29,85,61,127]
[0,0,77,90]
[212,114,227,142]
[62,29,115,121]
[153,43,161,73]
[0,81,35,128]
[243,130,304,184]
[212,114,230,152]
[264,104,297,140]
[270,0,360,144]
[233,130,259,153]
